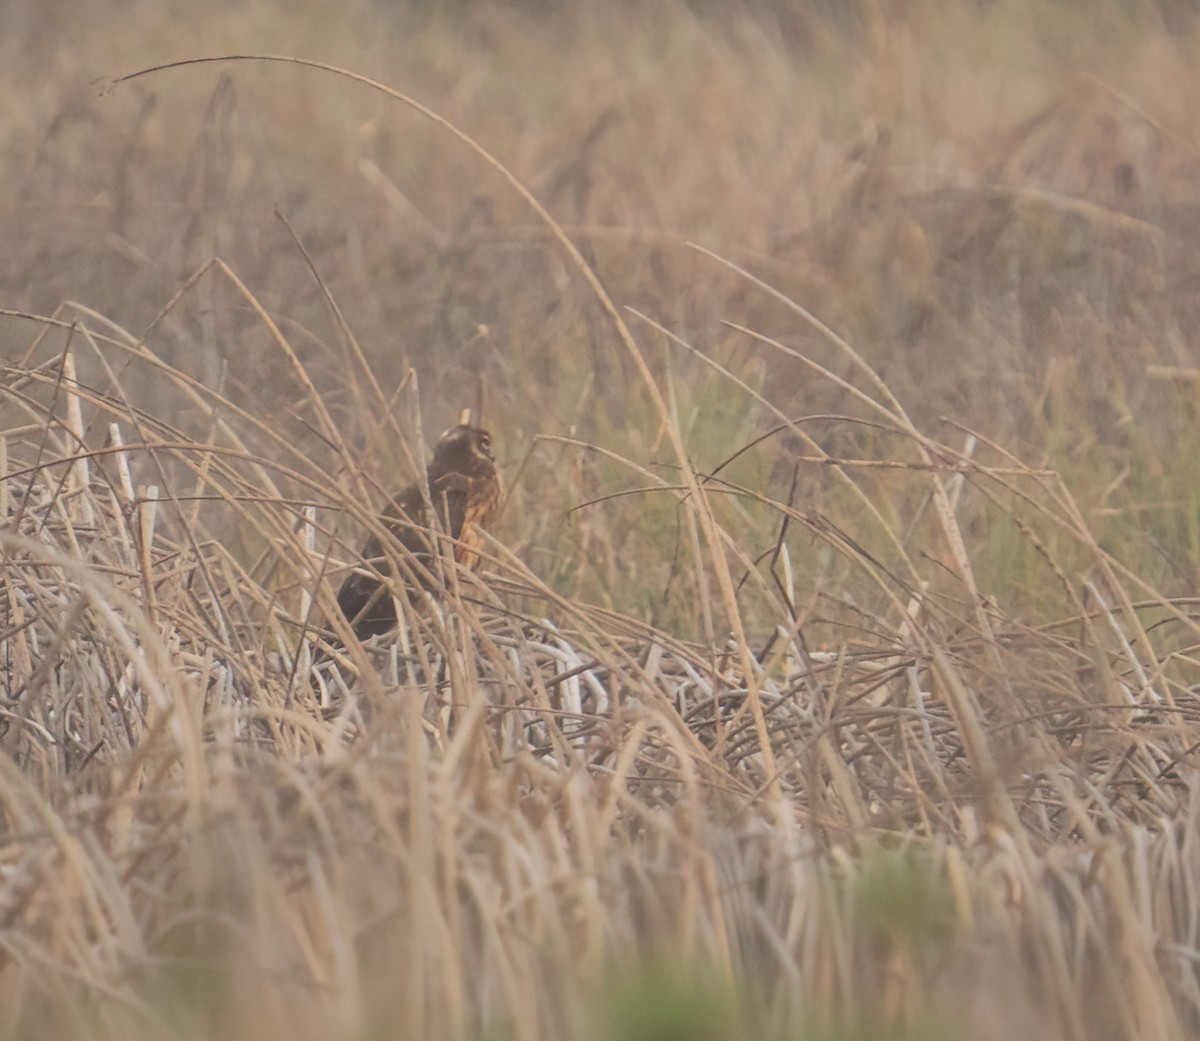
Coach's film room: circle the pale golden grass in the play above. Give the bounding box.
[5,2,1200,1039]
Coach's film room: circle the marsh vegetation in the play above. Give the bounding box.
[4,3,1200,1038]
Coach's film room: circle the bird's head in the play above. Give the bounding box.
[431,424,496,476]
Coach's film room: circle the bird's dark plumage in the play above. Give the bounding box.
[335,424,502,640]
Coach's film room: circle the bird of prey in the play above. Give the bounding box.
[334,423,503,641]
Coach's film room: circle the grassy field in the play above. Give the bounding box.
[5,1,1200,1038]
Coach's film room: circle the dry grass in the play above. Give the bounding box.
[5,2,1200,1038]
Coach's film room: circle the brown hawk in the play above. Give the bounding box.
[334,423,503,641]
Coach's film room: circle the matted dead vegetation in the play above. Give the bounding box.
[6,3,1200,1040]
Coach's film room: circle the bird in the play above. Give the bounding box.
[332,422,503,642]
